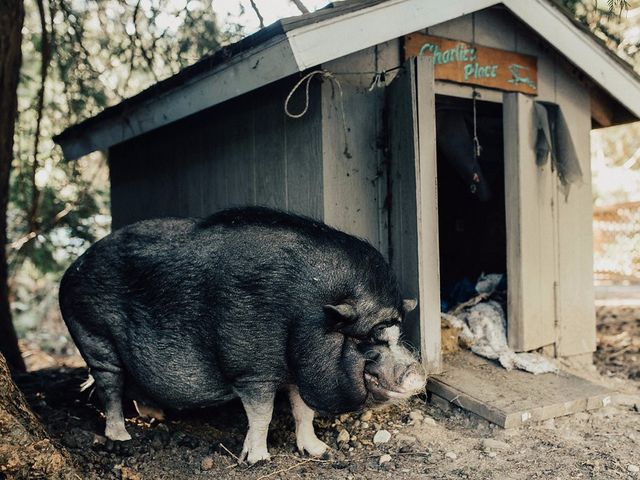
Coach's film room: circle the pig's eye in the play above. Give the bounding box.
[371,321,399,337]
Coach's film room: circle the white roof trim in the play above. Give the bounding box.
[286,0,497,70]
[58,36,299,160]
[58,0,640,160]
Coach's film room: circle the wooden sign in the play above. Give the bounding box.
[404,33,538,95]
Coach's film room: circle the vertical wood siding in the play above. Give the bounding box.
[109,79,323,229]
[320,40,400,256]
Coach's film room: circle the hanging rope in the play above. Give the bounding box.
[284,69,352,158]
[284,70,326,119]
[469,12,483,196]
[284,69,355,158]
[472,88,482,159]
[470,12,483,161]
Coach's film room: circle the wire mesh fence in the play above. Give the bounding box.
[593,201,640,285]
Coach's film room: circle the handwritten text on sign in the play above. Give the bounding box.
[404,33,538,95]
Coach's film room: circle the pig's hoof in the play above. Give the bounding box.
[105,425,132,442]
[104,439,133,456]
[239,447,271,465]
[298,438,331,458]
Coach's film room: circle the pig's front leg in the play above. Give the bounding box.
[236,386,275,464]
[288,385,330,457]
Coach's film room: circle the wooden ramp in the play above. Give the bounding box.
[427,351,612,428]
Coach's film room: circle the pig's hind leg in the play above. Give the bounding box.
[64,316,131,442]
[288,386,330,457]
[95,369,131,442]
[236,385,276,464]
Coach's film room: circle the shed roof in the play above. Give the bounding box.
[54,0,640,160]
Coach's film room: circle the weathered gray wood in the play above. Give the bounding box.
[414,56,442,374]
[387,57,441,374]
[434,81,503,103]
[253,95,286,209]
[284,78,324,219]
[472,7,516,49]
[503,93,556,351]
[428,351,612,428]
[427,14,473,42]
[222,105,255,207]
[513,18,556,102]
[553,65,597,357]
[387,58,420,364]
[109,80,324,225]
[320,46,387,252]
[183,125,206,217]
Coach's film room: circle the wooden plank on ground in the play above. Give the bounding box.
[427,351,612,428]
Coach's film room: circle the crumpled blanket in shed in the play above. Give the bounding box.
[443,274,558,375]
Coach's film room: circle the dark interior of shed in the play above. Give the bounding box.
[435,95,506,311]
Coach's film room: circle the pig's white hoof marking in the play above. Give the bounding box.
[298,436,330,457]
[240,445,271,464]
[105,425,131,442]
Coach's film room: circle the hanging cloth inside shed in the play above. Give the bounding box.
[534,101,583,199]
[436,106,492,202]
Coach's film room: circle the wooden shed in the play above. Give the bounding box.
[55,0,640,382]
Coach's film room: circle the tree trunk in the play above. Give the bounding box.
[0,354,78,479]
[0,0,26,373]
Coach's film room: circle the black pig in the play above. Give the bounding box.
[59,207,426,463]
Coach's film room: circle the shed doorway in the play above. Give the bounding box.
[435,95,507,313]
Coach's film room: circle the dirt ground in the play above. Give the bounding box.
[9,305,640,480]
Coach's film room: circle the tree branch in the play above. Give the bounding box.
[249,0,265,28]
[291,0,309,14]
[28,0,52,234]
[10,156,107,254]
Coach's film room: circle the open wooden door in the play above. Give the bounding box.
[503,93,556,351]
[386,56,441,373]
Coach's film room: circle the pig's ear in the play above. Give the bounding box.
[323,303,357,329]
[402,299,418,313]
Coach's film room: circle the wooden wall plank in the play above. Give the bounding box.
[554,65,596,357]
[513,20,556,102]
[503,92,556,351]
[387,57,441,373]
[284,77,324,219]
[320,46,387,251]
[472,7,516,50]
[387,58,421,362]
[426,14,472,42]
[224,103,255,207]
[414,56,442,373]
[253,95,286,209]
[183,122,206,217]
[109,80,323,224]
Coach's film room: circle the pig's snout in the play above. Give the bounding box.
[364,352,427,403]
[396,362,427,394]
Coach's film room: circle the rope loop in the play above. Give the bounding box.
[284,69,352,158]
[285,70,334,119]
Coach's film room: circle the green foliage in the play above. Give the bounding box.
[558,0,640,71]
[12,0,233,335]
